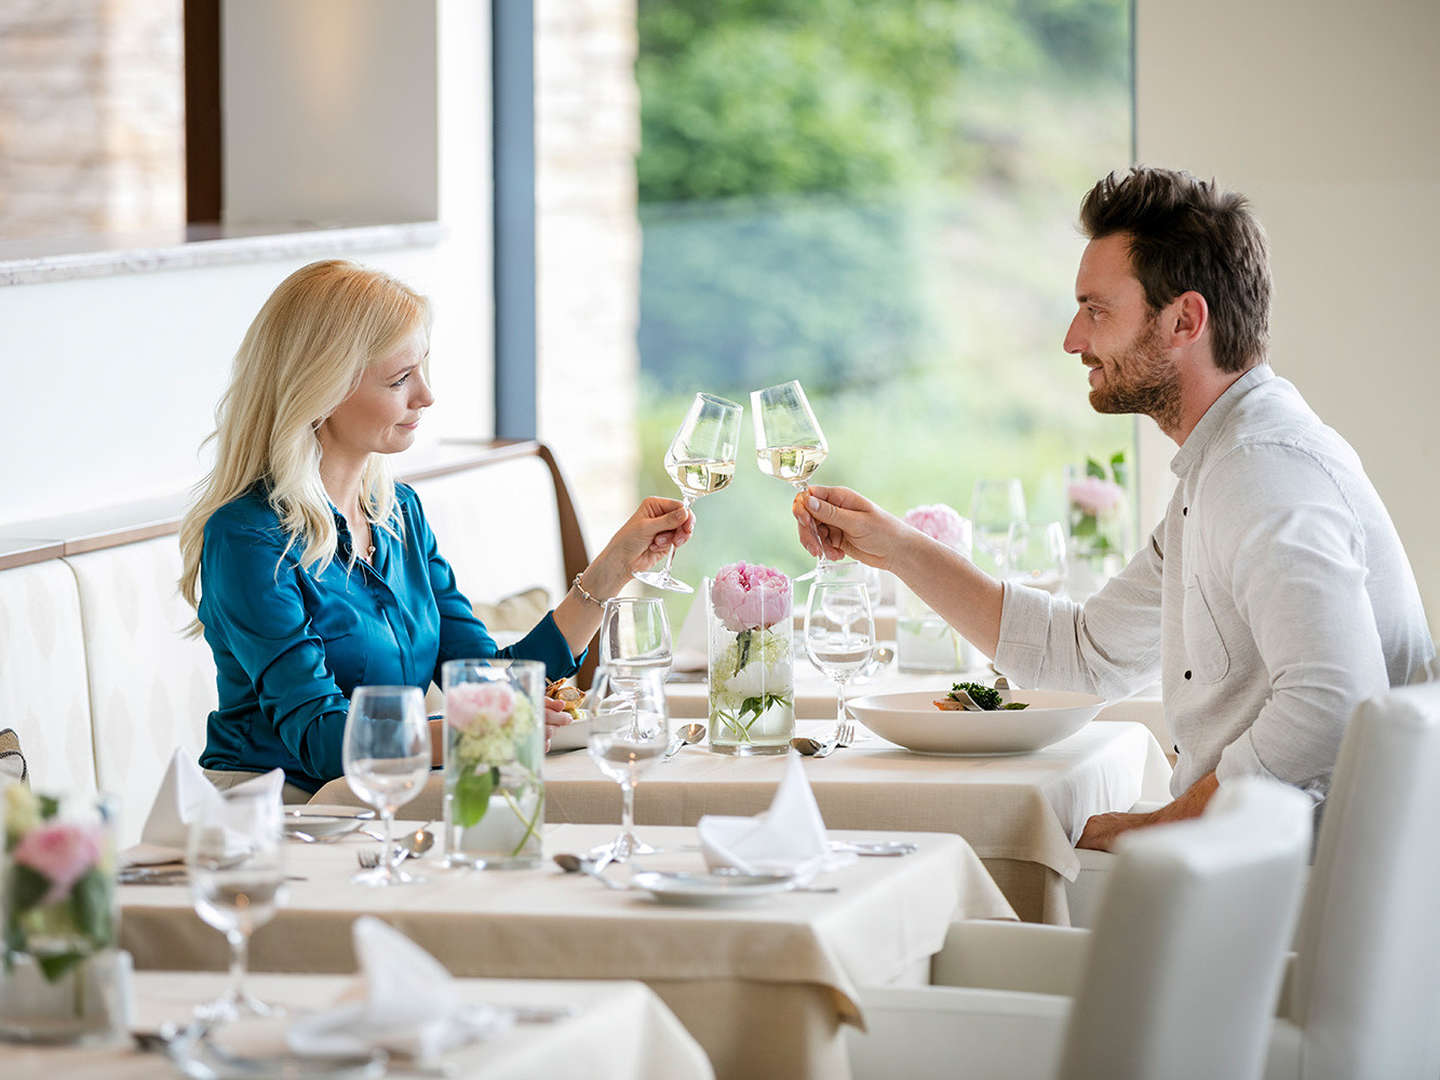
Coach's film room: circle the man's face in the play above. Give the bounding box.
[1063,233,1179,423]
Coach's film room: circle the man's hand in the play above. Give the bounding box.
[1077,811,1153,852]
[791,485,910,570]
[1076,771,1220,851]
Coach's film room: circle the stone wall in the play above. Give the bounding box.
[535,0,641,549]
[0,0,184,241]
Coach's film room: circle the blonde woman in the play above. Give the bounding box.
[179,260,692,799]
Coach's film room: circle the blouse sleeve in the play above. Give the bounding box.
[200,516,352,780]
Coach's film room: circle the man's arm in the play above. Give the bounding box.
[1078,771,1218,851]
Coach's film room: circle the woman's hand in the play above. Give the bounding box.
[587,497,695,593]
[792,485,912,572]
[543,696,574,753]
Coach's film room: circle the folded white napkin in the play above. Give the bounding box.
[287,917,512,1063]
[671,593,709,673]
[121,750,283,866]
[697,751,852,880]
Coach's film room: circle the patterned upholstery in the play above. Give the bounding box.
[0,560,97,797]
[65,539,217,846]
[410,456,569,607]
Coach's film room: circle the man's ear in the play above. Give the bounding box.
[1167,290,1209,347]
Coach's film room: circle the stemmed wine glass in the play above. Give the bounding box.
[599,596,673,679]
[343,685,431,886]
[633,393,743,593]
[585,667,670,863]
[1005,520,1069,595]
[752,380,830,581]
[804,580,874,734]
[970,478,1027,576]
[187,786,286,1021]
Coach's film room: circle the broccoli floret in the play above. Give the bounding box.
[948,682,1002,710]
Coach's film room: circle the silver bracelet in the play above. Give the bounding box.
[571,572,604,609]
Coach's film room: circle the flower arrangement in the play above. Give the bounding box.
[444,673,543,860]
[904,503,971,551]
[1067,451,1130,557]
[2,785,115,984]
[708,562,794,748]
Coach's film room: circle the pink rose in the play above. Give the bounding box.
[1067,477,1125,515]
[710,561,791,632]
[446,681,517,735]
[904,504,971,550]
[12,822,102,904]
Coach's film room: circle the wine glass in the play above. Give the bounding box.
[752,380,830,581]
[970,478,1027,576]
[585,666,670,863]
[599,596,673,679]
[343,685,431,886]
[633,393,743,593]
[803,580,874,735]
[186,786,286,1021]
[1005,520,1069,595]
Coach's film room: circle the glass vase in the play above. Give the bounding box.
[441,659,546,869]
[706,576,795,754]
[0,787,129,1045]
[895,578,971,673]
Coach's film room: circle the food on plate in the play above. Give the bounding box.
[546,678,585,720]
[933,681,1029,712]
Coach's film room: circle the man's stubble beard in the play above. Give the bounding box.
[1087,315,1182,434]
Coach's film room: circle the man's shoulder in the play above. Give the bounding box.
[1207,376,1362,480]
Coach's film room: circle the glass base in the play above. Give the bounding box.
[589,831,659,863]
[351,865,426,887]
[445,852,541,871]
[194,987,283,1023]
[709,741,790,756]
[631,568,693,593]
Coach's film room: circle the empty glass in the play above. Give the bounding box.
[1005,520,1069,595]
[752,380,831,580]
[599,596,674,679]
[585,667,670,862]
[803,580,874,732]
[342,685,431,886]
[634,392,743,593]
[186,786,286,1021]
[970,478,1027,576]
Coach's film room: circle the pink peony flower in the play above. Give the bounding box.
[904,504,971,550]
[1067,477,1125,515]
[445,681,517,736]
[11,822,102,905]
[710,562,792,632]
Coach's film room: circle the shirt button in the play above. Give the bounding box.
[1173,744,1180,755]
[1184,669,1192,680]
[1182,507,1188,516]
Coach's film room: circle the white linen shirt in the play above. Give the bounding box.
[995,365,1434,803]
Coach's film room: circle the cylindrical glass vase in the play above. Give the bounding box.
[895,579,971,673]
[0,786,129,1045]
[441,659,546,869]
[706,572,795,755]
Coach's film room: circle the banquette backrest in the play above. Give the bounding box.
[0,441,590,846]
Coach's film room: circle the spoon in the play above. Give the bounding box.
[553,853,628,890]
[359,821,437,862]
[663,723,706,760]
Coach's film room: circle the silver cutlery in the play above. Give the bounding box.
[354,822,436,868]
[662,722,707,761]
[554,853,838,893]
[791,720,855,758]
[829,839,918,857]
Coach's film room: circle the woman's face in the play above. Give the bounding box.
[320,326,435,459]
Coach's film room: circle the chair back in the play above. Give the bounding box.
[1288,683,1440,1080]
[1058,778,1312,1080]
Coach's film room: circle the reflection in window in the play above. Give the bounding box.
[635,0,1135,614]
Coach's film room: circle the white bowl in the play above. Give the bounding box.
[847,688,1104,755]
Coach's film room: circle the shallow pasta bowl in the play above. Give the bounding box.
[847,688,1104,755]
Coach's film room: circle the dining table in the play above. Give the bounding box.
[118,822,1015,1080]
[5,971,711,1079]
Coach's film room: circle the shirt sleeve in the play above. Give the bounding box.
[200,518,351,781]
[1202,445,1387,793]
[409,491,584,685]
[994,523,1166,699]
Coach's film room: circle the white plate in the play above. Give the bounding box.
[284,804,372,839]
[547,714,591,753]
[847,688,1104,755]
[629,870,797,905]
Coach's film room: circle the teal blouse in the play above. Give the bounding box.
[197,482,581,792]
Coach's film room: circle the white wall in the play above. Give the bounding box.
[0,0,492,527]
[1135,0,1440,634]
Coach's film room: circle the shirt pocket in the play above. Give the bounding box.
[1182,578,1230,684]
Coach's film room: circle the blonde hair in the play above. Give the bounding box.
[179,259,432,635]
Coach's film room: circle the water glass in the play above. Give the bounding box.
[585,667,670,862]
[804,580,874,730]
[970,478,1027,576]
[1005,520,1069,595]
[342,685,430,886]
[599,596,673,678]
[186,786,285,1021]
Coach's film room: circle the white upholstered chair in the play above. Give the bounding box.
[1264,682,1440,1080]
[847,777,1313,1080]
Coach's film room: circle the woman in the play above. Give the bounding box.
[179,260,691,799]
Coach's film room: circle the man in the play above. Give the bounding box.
[794,166,1434,850]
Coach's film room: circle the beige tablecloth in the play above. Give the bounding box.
[119,824,1013,1080]
[5,972,710,1080]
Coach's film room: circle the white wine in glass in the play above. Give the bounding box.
[634,393,743,594]
[752,380,831,581]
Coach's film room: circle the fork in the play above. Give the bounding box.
[356,847,411,870]
[811,720,855,759]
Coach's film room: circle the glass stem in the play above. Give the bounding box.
[621,780,636,840]
[227,929,249,1003]
[659,496,694,576]
[835,678,848,728]
[797,483,827,568]
[381,809,395,877]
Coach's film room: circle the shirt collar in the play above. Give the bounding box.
[1170,364,1274,477]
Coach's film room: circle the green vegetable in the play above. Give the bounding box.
[1001,701,1030,710]
[948,682,1002,710]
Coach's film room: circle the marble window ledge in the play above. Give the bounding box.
[0,220,446,288]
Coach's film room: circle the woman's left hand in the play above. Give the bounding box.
[543,696,574,753]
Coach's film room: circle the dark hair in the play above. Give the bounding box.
[1079,167,1271,373]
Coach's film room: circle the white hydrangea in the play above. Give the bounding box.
[710,628,793,712]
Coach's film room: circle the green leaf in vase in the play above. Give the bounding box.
[70,869,113,946]
[36,795,60,821]
[454,765,498,829]
[37,951,86,983]
[8,863,51,915]
[1109,449,1129,489]
[1085,456,1107,480]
